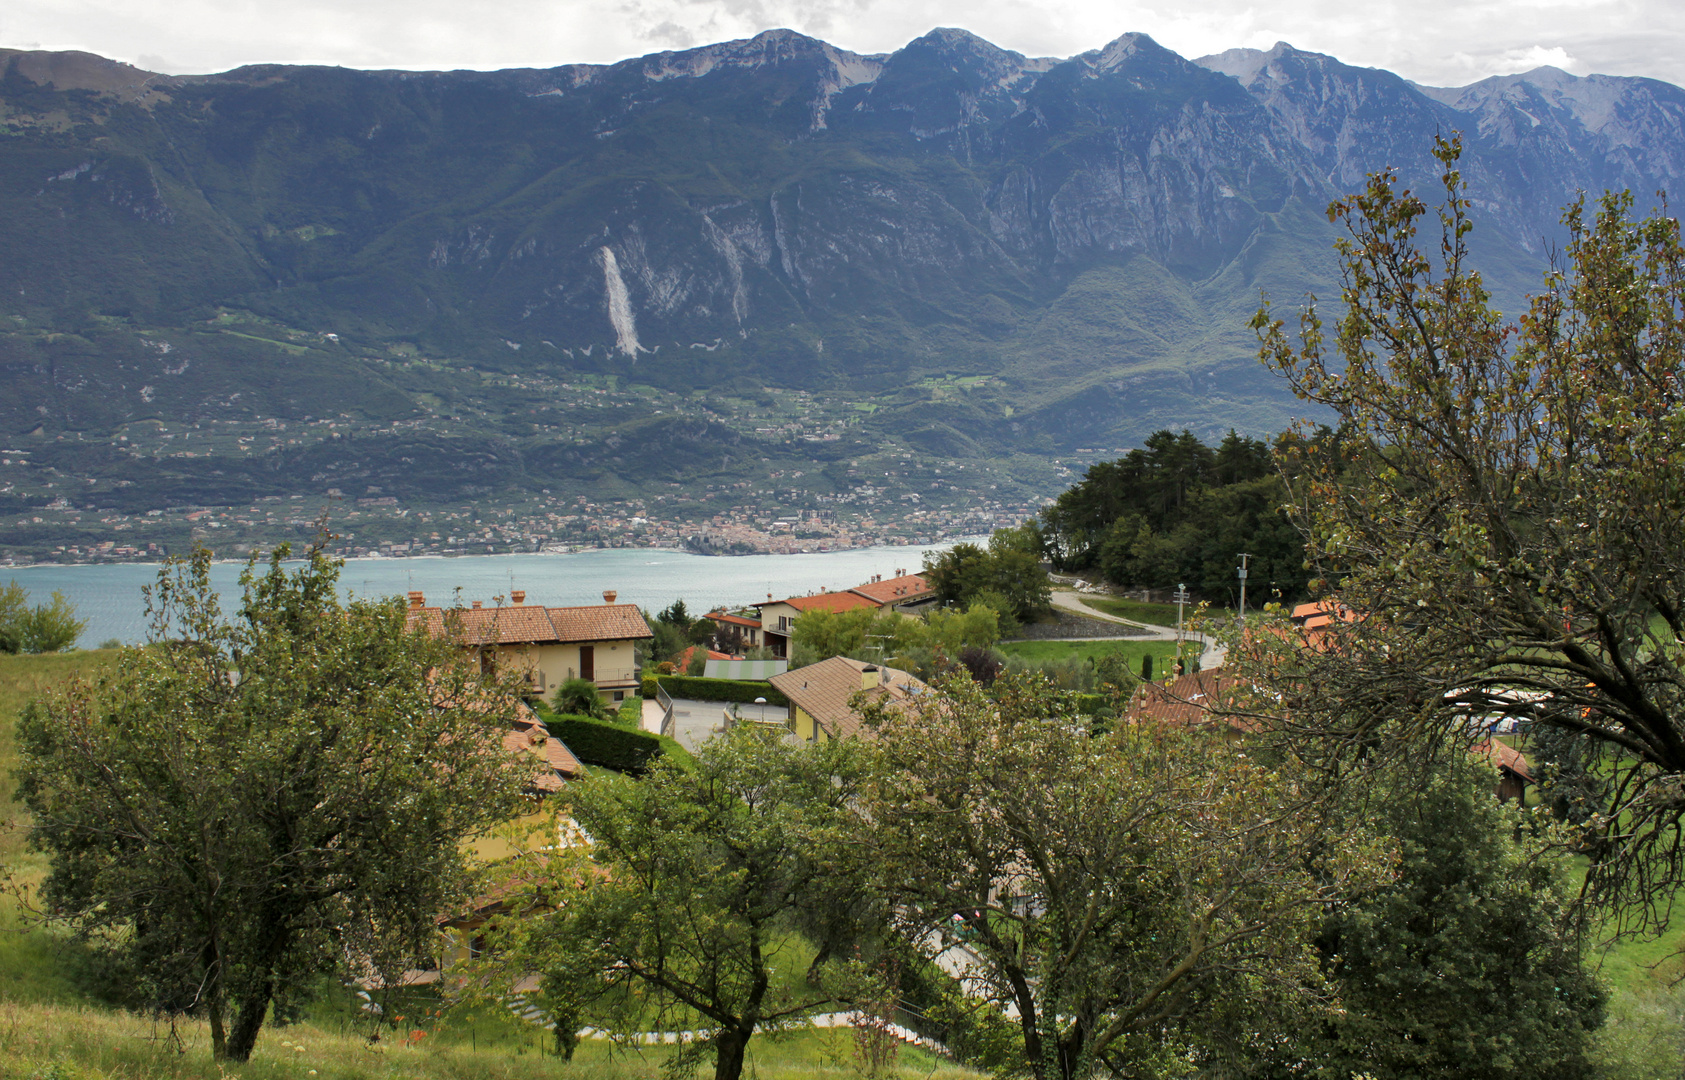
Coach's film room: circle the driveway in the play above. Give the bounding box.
[648,695,790,752]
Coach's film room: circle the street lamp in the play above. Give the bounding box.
[1236,552,1253,624]
[754,696,767,725]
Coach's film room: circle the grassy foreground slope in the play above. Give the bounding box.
[0,650,973,1080]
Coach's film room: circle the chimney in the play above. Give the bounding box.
[861,664,880,690]
[511,590,526,605]
[407,590,425,609]
[471,600,483,609]
[603,589,617,604]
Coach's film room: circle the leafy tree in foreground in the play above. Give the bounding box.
[1247,135,1685,928]
[510,724,873,1080]
[16,546,530,1061]
[858,673,1383,1080]
[1251,762,1604,1079]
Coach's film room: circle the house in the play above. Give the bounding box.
[848,571,938,613]
[1124,664,1538,802]
[754,591,879,658]
[466,704,586,863]
[725,571,938,659]
[704,610,766,654]
[769,656,926,742]
[407,587,653,702]
[1473,738,1535,802]
[1287,598,1361,650]
[672,644,734,671]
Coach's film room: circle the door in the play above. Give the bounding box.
[579,644,595,682]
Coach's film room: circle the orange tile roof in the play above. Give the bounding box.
[505,705,583,791]
[769,656,925,740]
[849,573,933,605]
[778,591,880,615]
[1123,667,1259,734]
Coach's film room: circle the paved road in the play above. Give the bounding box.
[1048,590,1227,669]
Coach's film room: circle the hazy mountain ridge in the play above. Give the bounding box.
[0,30,1680,528]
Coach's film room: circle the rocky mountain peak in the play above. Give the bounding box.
[1194,42,1296,85]
[1086,32,1175,73]
[628,28,883,88]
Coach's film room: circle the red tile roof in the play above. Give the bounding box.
[706,611,763,629]
[1473,738,1534,784]
[849,573,933,605]
[546,603,652,642]
[1123,667,1259,734]
[776,591,879,615]
[675,645,734,668]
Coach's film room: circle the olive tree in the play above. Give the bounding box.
[16,546,530,1061]
[1247,135,1685,929]
[508,723,874,1080]
[858,673,1382,1079]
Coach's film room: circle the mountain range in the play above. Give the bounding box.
[1,29,1682,542]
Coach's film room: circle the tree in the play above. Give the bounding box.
[1042,430,1310,601]
[922,525,1051,621]
[857,673,1382,1080]
[646,599,712,664]
[509,724,872,1080]
[1274,761,1605,1080]
[16,546,530,1061]
[0,580,86,653]
[1247,135,1685,926]
[789,606,909,666]
[553,676,609,719]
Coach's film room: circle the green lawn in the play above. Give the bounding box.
[999,638,1186,672]
[1069,596,1189,626]
[0,999,974,1080]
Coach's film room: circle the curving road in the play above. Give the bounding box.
[1048,589,1228,669]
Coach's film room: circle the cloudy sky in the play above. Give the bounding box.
[3,0,1682,89]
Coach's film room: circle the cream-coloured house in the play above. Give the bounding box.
[768,656,926,742]
[407,588,653,701]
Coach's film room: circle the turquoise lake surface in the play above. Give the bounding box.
[2,543,962,646]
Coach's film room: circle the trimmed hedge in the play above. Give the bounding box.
[548,713,666,774]
[656,675,788,708]
[641,674,659,698]
[1073,693,1110,714]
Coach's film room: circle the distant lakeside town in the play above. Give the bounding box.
[0,495,1035,567]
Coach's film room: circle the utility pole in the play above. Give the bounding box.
[1237,552,1253,625]
[1174,583,1190,672]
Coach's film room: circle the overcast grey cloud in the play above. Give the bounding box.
[2,0,1681,89]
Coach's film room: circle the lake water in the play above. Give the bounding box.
[2,543,964,646]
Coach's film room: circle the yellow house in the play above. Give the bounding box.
[769,655,925,742]
[407,588,653,702]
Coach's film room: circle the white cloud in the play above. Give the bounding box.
[0,0,1680,89]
